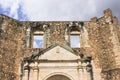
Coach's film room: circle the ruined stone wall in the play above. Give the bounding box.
[87,17,116,69]
[0,15,24,80]
[0,9,120,80]
[49,22,66,44]
[102,69,120,80]
[86,9,120,80]
[0,15,44,80]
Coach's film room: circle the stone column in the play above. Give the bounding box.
[43,24,50,48]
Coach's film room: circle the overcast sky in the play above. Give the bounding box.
[0,0,120,21]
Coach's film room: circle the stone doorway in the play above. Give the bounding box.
[46,75,71,80]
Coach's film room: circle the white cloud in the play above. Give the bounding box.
[21,0,97,21]
[0,0,120,21]
[0,0,15,9]
[0,0,21,19]
[9,0,20,19]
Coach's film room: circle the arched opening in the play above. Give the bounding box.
[46,75,71,80]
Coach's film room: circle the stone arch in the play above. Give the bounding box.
[43,72,74,80]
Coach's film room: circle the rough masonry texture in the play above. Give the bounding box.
[0,9,120,80]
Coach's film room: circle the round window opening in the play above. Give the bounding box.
[46,75,71,80]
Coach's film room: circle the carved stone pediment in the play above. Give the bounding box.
[29,42,79,61]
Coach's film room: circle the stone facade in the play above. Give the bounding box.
[0,9,120,80]
[22,44,92,80]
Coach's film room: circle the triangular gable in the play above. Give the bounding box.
[38,45,78,60]
[30,42,78,60]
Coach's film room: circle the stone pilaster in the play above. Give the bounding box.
[33,62,39,80]
[33,68,39,80]
[26,26,31,48]
[29,69,33,80]
[43,24,50,48]
[82,67,88,80]
[79,69,83,80]
[80,26,89,47]
[65,25,71,46]
[77,59,82,80]
[92,60,102,80]
[23,69,29,80]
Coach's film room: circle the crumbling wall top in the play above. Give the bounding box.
[104,8,112,17]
